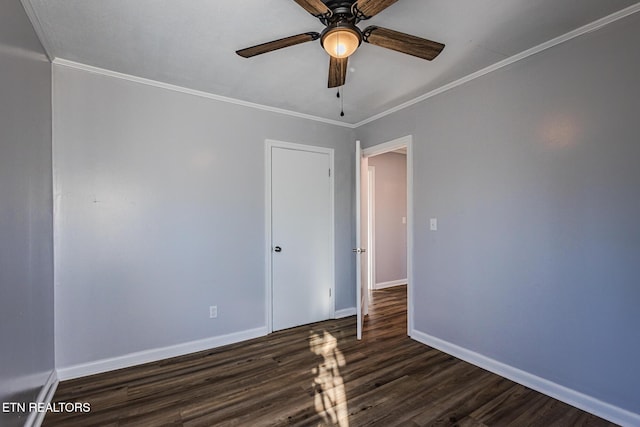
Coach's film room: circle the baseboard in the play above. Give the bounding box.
[374,279,407,290]
[57,326,268,380]
[411,329,640,427]
[335,307,356,318]
[23,370,59,427]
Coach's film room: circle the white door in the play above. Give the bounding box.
[355,140,367,339]
[271,145,333,331]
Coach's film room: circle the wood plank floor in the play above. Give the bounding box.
[44,286,616,426]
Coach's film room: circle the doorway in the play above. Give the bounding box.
[359,135,413,335]
[266,140,335,332]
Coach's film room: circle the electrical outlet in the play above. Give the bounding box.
[209,305,217,318]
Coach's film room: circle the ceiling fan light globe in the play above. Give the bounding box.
[322,27,361,58]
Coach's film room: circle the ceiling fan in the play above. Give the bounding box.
[236,0,445,88]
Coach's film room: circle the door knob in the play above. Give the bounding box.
[352,248,366,253]
[274,246,282,253]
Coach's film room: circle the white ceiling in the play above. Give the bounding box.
[26,0,640,124]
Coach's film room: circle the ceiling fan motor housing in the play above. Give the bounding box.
[323,0,358,13]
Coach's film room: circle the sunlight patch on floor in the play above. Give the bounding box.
[309,330,349,427]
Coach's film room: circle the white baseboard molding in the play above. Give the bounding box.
[335,307,356,318]
[374,279,407,290]
[411,329,640,427]
[24,370,59,427]
[57,326,268,381]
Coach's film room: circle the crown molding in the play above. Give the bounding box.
[20,0,54,61]
[49,2,640,129]
[353,2,640,128]
[52,58,356,129]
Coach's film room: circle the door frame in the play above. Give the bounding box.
[367,166,376,293]
[361,135,414,334]
[265,139,335,333]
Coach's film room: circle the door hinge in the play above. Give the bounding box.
[328,168,331,177]
[329,288,332,297]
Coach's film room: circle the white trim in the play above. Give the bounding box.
[362,135,414,334]
[374,279,407,290]
[353,3,640,128]
[362,136,412,157]
[20,0,54,61]
[264,139,336,333]
[56,327,267,380]
[52,58,354,129]
[367,166,376,292]
[51,59,61,380]
[406,139,414,334]
[23,370,58,427]
[47,4,640,129]
[264,142,273,333]
[411,329,640,427]
[335,307,356,318]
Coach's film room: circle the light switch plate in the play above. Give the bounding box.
[430,218,438,231]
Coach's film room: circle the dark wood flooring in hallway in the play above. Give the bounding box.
[44,286,615,426]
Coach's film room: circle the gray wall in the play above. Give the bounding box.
[53,65,355,369]
[356,12,640,416]
[368,152,407,284]
[0,1,54,426]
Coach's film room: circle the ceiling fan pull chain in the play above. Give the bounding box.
[340,87,345,117]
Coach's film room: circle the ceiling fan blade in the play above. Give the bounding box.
[293,0,331,17]
[328,56,348,88]
[363,26,445,60]
[236,32,320,58]
[354,0,398,19]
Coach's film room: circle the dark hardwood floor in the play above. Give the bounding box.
[44,286,616,426]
